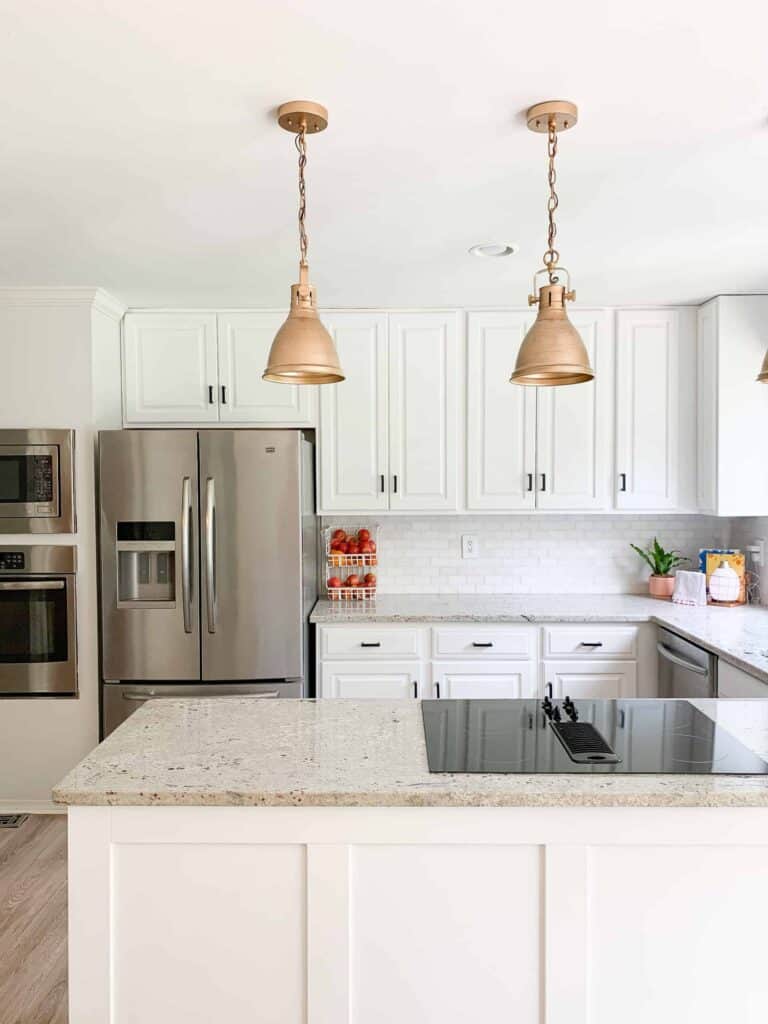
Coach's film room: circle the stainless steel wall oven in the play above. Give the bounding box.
[0,546,78,696]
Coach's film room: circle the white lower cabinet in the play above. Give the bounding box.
[543,660,637,700]
[320,661,421,699]
[318,623,640,700]
[717,661,767,698]
[430,661,536,699]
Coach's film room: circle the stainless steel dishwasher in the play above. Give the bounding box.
[657,627,717,698]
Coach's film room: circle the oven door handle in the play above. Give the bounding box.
[204,476,216,634]
[0,580,65,591]
[656,641,709,676]
[181,476,193,634]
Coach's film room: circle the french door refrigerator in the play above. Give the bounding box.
[99,429,317,735]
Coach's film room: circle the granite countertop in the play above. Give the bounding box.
[53,697,768,809]
[310,594,768,684]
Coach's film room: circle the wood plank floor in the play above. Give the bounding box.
[0,815,68,1024]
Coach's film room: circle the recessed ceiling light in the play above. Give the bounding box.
[468,242,519,258]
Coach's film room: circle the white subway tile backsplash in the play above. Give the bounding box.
[322,515,730,595]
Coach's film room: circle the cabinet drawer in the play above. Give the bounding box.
[542,626,638,659]
[320,625,426,659]
[432,626,536,660]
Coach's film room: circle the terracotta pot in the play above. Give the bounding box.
[648,574,675,599]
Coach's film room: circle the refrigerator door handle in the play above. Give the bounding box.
[204,476,217,633]
[181,476,193,634]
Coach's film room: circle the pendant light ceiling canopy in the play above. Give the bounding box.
[263,100,344,386]
[510,100,594,387]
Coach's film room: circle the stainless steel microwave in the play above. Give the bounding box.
[0,429,75,533]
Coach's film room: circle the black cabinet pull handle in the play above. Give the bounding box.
[580,642,603,648]
[546,682,553,699]
[619,472,627,492]
[393,474,398,494]
[208,385,215,404]
[360,642,381,648]
[526,473,533,493]
[412,680,417,698]
[380,474,385,494]
[221,385,227,404]
[472,641,494,648]
[435,681,441,698]
[540,473,547,492]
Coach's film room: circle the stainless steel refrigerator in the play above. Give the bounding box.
[99,429,317,735]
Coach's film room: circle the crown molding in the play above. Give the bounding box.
[0,287,126,319]
[91,289,127,321]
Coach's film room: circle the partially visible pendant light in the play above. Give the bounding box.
[757,348,768,382]
[510,100,593,387]
[263,101,344,385]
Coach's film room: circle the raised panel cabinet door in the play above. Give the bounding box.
[615,309,679,509]
[217,312,316,425]
[388,312,459,511]
[430,661,537,699]
[467,312,536,510]
[320,661,421,698]
[123,313,220,424]
[536,310,614,510]
[318,313,389,512]
[543,660,637,700]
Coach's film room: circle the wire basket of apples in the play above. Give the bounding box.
[325,526,378,601]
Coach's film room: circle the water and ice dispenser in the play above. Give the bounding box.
[116,522,176,606]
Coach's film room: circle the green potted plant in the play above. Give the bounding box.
[630,538,688,599]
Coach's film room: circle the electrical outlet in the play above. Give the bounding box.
[747,539,765,567]
[461,534,479,559]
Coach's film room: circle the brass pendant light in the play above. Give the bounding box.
[510,100,594,387]
[757,348,768,382]
[263,101,344,385]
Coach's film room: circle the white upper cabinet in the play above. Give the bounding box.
[697,296,768,516]
[467,309,613,511]
[318,311,459,514]
[388,313,459,511]
[217,312,315,425]
[535,310,614,510]
[319,313,389,513]
[123,313,219,424]
[615,308,697,510]
[467,312,536,510]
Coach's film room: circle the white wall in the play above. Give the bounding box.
[322,515,730,595]
[0,289,123,810]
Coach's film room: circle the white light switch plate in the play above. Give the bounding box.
[461,534,479,559]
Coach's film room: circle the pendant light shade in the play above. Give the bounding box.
[263,269,344,384]
[511,100,591,388]
[510,283,593,385]
[263,100,344,385]
[757,347,768,383]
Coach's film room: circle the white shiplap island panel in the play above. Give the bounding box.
[56,699,768,1024]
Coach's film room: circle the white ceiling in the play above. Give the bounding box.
[1,0,767,308]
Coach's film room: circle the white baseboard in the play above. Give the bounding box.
[0,800,65,815]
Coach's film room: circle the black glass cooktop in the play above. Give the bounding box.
[421,699,768,775]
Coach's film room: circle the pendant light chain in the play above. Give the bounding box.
[295,125,309,267]
[543,118,560,281]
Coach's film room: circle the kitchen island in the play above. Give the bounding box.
[55,697,768,1024]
